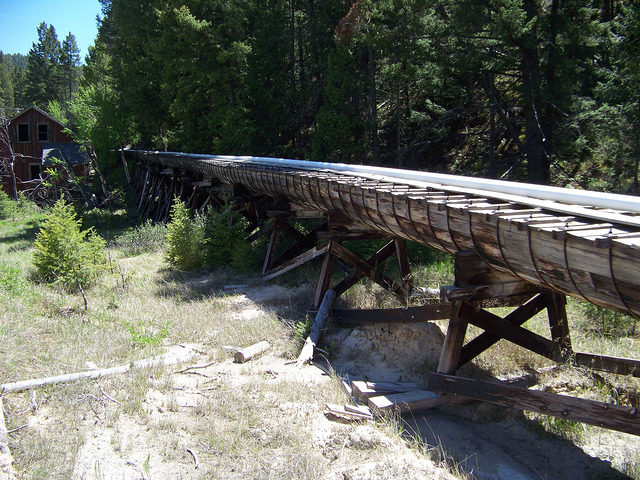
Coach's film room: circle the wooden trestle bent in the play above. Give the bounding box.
[124,150,640,436]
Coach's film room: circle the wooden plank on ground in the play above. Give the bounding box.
[368,390,447,415]
[333,303,453,325]
[325,403,373,421]
[351,380,420,403]
[427,373,640,436]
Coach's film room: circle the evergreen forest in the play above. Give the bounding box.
[5,0,640,193]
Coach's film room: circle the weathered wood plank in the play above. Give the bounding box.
[437,305,467,375]
[262,243,330,281]
[458,293,550,368]
[459,301,561,361]
[297,289,336,366]
[330,242,405,299]
[351,380,421,403]
[573,352,640,378]
[427,373,640,436]
[368,390,447,415]
[333,240,396,296]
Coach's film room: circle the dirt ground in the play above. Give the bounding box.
[5,283,640,480]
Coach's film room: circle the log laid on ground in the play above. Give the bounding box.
[297,289,336,366]
[351,380,420,403]
[0,398,16,480]
[0,349,196,394]
[234,341,271,363]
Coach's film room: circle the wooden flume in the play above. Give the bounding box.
[124,149,640,436]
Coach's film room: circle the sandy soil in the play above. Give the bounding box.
[9,283,638,480]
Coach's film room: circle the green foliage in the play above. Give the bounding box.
[0,189,15,219]
[165,198,205,271]
[293,314,312,342]
[124,318,169,347]
[113,220,167,257]
[33,198,107,289]
[577,301,638,339]
[203,203,256,273]
[0,262,24,295]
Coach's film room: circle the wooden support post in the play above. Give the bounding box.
[437,302,466,375]
[547,292,572,358]
[262,225,281,274]
[314,242,335,308]
[137,169,149,213]
[394,238,413,295]
[298,289,336,366]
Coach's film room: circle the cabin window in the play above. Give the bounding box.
[17,123,29,142]
[38,124,49,142]
[29,163,41,180]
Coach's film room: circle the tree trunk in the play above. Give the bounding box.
[368,47,380,164]
[521,0,548,184]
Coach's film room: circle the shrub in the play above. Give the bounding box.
[203,203,256,273]
[165,198,205,270]
[0,263,24,295]
[33,198,107,289]
[0,190,16,219]
[113,220,167,257]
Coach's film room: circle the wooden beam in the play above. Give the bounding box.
[262,227,280,274]
[547,292,572,355]
[442,281,542,302]
[262,243,330,281]
[427,373,640,436]
[333,240,396,296]
[573,352,640,378]
[298,290,336,366]
[330,241,405,299]
[395,238,413,294]
[459,301,561,361]
[437,303,467,375]
[333,303,453,325]
[273,221,328,267]
[314,245,335,308]
[458,293,550,368]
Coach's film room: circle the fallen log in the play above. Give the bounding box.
[0,348,196,394]
[234,341,270,363]
[297,289,336,366]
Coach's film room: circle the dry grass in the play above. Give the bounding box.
[0,208,461,480]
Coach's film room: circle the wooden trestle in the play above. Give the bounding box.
[125,150,640,436]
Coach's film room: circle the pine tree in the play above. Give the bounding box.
[0,53,14,111]
[60,33,81,103]
[24,22,63,106]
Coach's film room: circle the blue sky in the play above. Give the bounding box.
[0,0,102,60]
